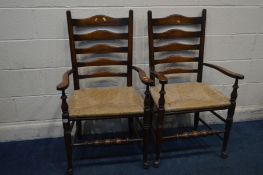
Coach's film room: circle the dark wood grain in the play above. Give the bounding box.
[147,11,155,84]
[154,43,200,52]
[152,14,202,26]
[159,68,198,74]
[150,70,168,84]
[154,83,166,167]
[78,72,127,79]
[203,63,244,79]
[127,10,133,87]
[148,9,244,167]
[71,15,128,26]
[67,11,80,90]
[57,69,73,91]
[162,130,225,140]
[153,29,201,39]
[60,10,152,174]
[154,56,198,65]
[74,30,128,41]
[197,9,207,82]
[73,138,142,147]
[147,9,205,81]
[132,66,154,86]
[75,44,128,54]
[143,84,152,168]
[77,58,127,67]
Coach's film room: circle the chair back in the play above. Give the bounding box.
[67,10,133,89]
[148,9,206,83]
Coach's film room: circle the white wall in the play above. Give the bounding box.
[0,0,263,141]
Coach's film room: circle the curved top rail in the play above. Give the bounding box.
[71,15,129,26]
[152,14,202,26]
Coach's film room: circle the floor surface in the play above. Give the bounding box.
[0,120,263,175]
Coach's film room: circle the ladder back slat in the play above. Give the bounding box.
[75,44,128,54]
[153,29,201,39]
[159,68,198,74]
[74,30,128,41]
[154,56,198,65]
[78,72,127,79]
[77,59,127,67]
[154,43,200,52]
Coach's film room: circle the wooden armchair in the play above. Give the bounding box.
[147,9,244,167]
[57,10,153,174]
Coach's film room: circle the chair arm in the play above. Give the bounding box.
[56,69,73,91]
[132,66,154,86]
[203,63,244,80]
[150,70,168,84]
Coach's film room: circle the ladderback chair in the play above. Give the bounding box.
[147,9,244,167]
[57,10,153,174]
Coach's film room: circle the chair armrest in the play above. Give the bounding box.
[150,70,168,84]
[132,66,154,86]
[56,69,73,91]
[203,63,244,80]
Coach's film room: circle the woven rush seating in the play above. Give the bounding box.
[150,82,230,112]
[68,87,144,118]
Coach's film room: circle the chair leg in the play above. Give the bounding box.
[154,84,166,168]
[76,121,82,140]
[221,108,234,159]
[143,86,152,169]
[194,112,200,130]
[128,118,134,138]
[60,91,73,174]
[221,79,239,159]
[143,114,150,169]
[154,110,164,168]
[64,123,73,175]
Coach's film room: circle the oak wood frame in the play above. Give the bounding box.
[57,10,153,174]
[147,9,245,167]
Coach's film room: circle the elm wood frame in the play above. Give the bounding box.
[147,9,244,167]
[57,10,153,175]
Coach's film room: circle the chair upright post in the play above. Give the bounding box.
[154,84,166,167]
[76,121,82,139]
[143,85,152,168]
[221,79,239,158]
[194,112,200,130]
[61,90,73,175]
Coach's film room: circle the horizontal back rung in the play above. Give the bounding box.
[152,15,202,26]
[153,29,201,39]
[77,58,127,67]
[76,44,128,54]
[154,43,200,52]
[72,15,128,26]
[159,68,198,74]
[78,72,127,79]
[74,30,128,41]
[154,56,198,65]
